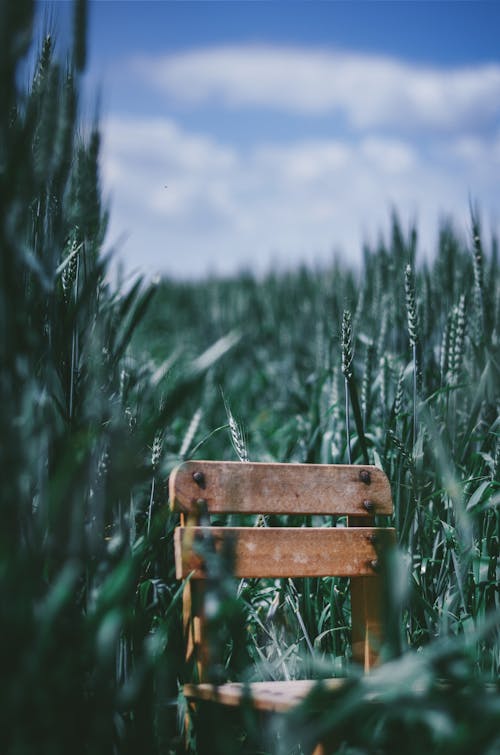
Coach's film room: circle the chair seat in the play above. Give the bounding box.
[183,678,346,713]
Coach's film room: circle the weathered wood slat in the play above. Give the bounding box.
[175,526,396,579]
[170,460,392,516]
[183,678,346,713]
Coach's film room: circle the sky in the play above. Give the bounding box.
[52,1,500,279]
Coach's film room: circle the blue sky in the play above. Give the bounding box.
[56,1,500,278]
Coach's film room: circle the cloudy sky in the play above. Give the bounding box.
[76,1,500,279]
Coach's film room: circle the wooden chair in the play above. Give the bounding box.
[170,460,395,754]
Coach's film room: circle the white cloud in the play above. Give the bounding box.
[447,130,500,165]
[254,141,352,182]
[133,45,500,131]
[101,117,238,225]
[360,138,416,174]
[101,115,498,279]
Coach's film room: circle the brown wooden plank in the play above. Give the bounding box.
[174,526,396,579]
[169,461,392,516]
[183,678,346,713]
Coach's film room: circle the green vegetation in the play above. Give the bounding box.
[1,1,498,753]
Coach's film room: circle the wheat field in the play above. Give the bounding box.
[1,2,498,753]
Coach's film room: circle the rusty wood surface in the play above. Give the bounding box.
[183,678,346,713]
[174,526,396,579]
[170,460,392,516]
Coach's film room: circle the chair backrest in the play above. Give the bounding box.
[170,461,395,678]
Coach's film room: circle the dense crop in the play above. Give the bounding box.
[1,2,498,753]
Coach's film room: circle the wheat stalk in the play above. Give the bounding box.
[341,309,353,462]
[405,264,419,451]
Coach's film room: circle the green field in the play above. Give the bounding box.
[1,2,498,753]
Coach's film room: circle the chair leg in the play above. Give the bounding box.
[312,732,342,754]
[184,701,254,755]
[183,701,196,753]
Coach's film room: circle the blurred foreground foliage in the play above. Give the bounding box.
[0,2,220,753]
[1,1,499,754]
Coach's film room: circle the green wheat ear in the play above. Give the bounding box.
[340,308,369,464]
[179,406,203,459]
[341,309,353,462]
[448,294,466,387]
[222,393,248,462]
[471,209,486,345]
[394,364,405,419]
[404,263,419,347]
[341,309,353,380]
[404,263,420,451]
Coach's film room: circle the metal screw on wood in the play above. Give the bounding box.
[359,469,371,485]
[192,471,205,488]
